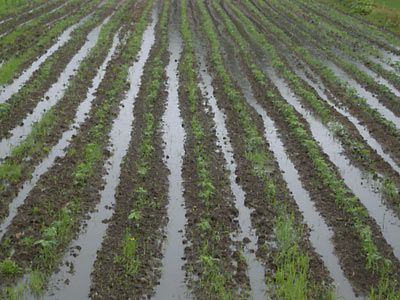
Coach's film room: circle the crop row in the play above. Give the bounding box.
[178,1,248,298]
[0,0,53,20]
[228,0,400,213]
[0,0,67,34]
[0,0,113,136]
[214,0,400,297]
[257,0,400,121]
[0,0,132,223]
[90,0,173,297]
[0,0,151,297]
[0,0,101,84]
[265,0,400,94]
[297,0,400,53]
[245,0,400,164]
[195,1,337,299]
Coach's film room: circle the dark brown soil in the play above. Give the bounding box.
[0,0,134,222]
[224,0,400,216]
[239,0,400,173]
[178,2,249,298]
[0,5,117,139]
[0,0,70,37]
[0,0,145,288]
[90,4,171,298]
[199,1,332,296]
[220,2,400,294]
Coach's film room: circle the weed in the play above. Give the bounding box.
[115,230,140,275]
[0,258,21,275]
[28,270,46,294]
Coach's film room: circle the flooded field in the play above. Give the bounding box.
[0,0,400,299]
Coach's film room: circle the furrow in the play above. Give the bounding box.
[153,1,189,298]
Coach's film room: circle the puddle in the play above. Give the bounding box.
[0,32,120,241]
[194,40,267,299]
[26,1,50,15]
[292,64,400,175]
[213,32,356,298]
[369,55,398,73]
[326,61,400,130]
[381,49,400,66]
[0,16,105,161]
[153,9,189,300]
[43,10,157,300]
[332,51,400,98]
[352,60,400,98]
[266,66,400,261]
[205,6,358,297]
[0,17,12,25]
[301,0,400,54]
[0,15,90,103]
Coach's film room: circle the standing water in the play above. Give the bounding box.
[326,61,400,130]
[0,15,90,103]
[153,8,189,300]
[0,32,120,240]
[223,49,357,300]
[352,60,400,98]
[44,10,157,300]
[0,17,107,160]
[267,66,400,261]
[194,39,266,299]
[292,64,400,175]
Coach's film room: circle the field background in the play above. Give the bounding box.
[327,0,400,33]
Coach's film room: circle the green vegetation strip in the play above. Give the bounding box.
[0,0,66,31]
[259,0,400,119]
[323,0,400,36]
[180,1,247,298]
[0,0,46,19]
[0,0,114,136]
[0,0,157,296]
[227,0,400,209]
[0,0,100,84]
[224,0,400,297]
[249,0,400,151]
[96,2,169,296]
[0,0,132,221]
[197,1,334,299]
[266,0,400,92]
[299,0,400,51]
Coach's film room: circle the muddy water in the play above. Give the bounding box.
[0,15,89,103]
[267,66,400,261]
[43,11,157,300]
[354,61,400,98]
[26,1,51,15]
[191,40,267,300]
[325,61,400,130]
[217,53,356,299]
[334,51,400,98]
[0,16,105,161]
[207,7,358,297]
[369,55,398,73]
[381,49,400,66]
[293,65,400,175]
[0,33,120,241]
[153,13,189,300]
[0,17,12,26]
